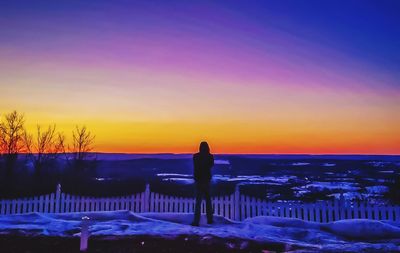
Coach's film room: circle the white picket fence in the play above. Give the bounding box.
[1,184,399,223]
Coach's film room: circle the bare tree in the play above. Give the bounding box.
[72,126,95,169]
[0,111,25,174]
[23,124,65,174]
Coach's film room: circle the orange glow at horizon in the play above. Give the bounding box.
[17,113,400,154]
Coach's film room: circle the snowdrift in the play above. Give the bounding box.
[323,219,400,240]
[0,211,399,252]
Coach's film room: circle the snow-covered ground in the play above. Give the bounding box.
[0,211,399,252]
[157,173,297,185]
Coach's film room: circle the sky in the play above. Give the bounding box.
[0,0,399,154]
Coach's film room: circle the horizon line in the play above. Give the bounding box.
[86,152,400,156]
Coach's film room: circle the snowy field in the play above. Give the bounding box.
[0,211,400,252]
[90,154,400,203]
[5,154,400,204]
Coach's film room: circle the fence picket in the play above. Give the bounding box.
[395,206,400,222]
[49,193,54,213]
[81,197,86,212]
[21,198,27,213]
[240,195,245,220]
[140,191,145,212]
[353,200,360,219]
[250,197,255,218]
[33,196,38,212]
[166,195,170,212]
[246,196,251,219]
[223,195,228,218]
[388,205,393,221]
[44,195,49,213]
[4,201,9,215]
[169,196,174,212]
[359,201,366,219]
[219,195,223,215]
[291,203,296,218]
[0,200,5,215]
[326,201,333,222]
[380,206,388,220]
[373,204,379,220]
[308,204,315,221]
[266,201,272,216]
[346,201,352,219]
[320,202,327,223]
[234,186,240,220]
[261,200,266,216]
[154,193,159,212]
[70,195,76,212]
[149,193,154,212]
[16,199,22,214]
[88,197,92,212]
[136,193,141,212]
[229,194,234,219]
[159,194,164,212]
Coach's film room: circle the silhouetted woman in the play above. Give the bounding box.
[191,141,214,226]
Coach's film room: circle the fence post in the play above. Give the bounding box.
[80,216,90,252]
[339,192,345,220]
[144,184,150,212]
[55,184,61,213]
[234,184,240,221]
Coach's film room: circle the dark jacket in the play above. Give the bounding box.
[193,152,214,183]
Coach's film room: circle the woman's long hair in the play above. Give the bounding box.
[199,141,210,154]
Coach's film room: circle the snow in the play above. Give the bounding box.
[0,211,399,252]
[367,161,392,167]
[214,175,296,184]
[322,163,336,167]
[324,219,400,240]
[366,186,389,194]
[328,192,364,200]
[296,181,360,191]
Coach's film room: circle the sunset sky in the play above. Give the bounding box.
[1,0,399,154]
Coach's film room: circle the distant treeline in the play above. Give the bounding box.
[0,110,96,197]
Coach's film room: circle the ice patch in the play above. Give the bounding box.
[364,178,387,183]
[291,162,310,166]
[94,177,113,181]
[214,160,230,165]
[162,178,194,184]
[157,173,192,177]
[223,175,296,183]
